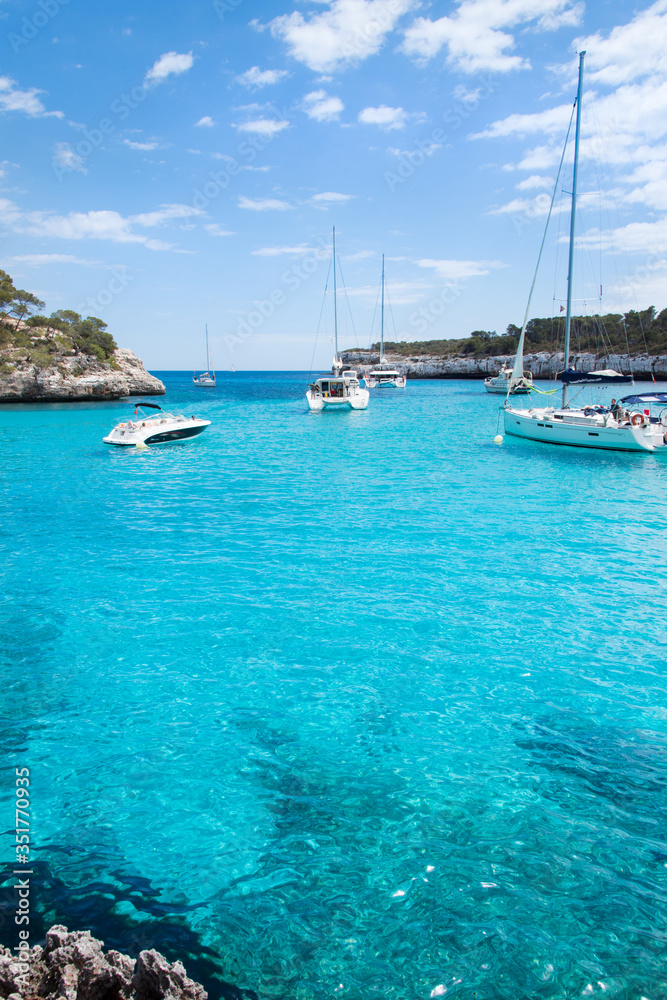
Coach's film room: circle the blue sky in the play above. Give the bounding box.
[1,0,666,369]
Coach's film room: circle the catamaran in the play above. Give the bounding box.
[193,325,216,386]
[306,228,370,412]
[503,51,666,454]
[367,256,407,389]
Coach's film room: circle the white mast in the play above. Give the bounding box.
[380,253,385,362]
[205,324,210,371]
[332,226,338,364]
[563,50,586,409]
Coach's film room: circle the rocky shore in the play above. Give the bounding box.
[0,926,207,1000]
[0,348,165,403]
[341,349,667,381]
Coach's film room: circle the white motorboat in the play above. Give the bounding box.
[103,402,211,447]
[367,256,407,389]
[484,365,533,394]
[193,325,216,385]
[503,51,665,455]
[306,227,370,412]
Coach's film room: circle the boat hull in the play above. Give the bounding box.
[104,419,211,446]
[484,381,532,394]
[306,389,369,411]
[504,407,665,453]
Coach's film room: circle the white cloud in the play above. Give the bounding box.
[252,245,317,256]
[303,89,344,122]
[123,139,160,151]
[236,66,290,88]
[358,105,407,130]
[515,174,553,190]
[416,258,506,279]
[576,0,667,86]
[401,0,583,73]
[204,224,235,236]
[388,142,441,157]
[238,196,293,211]
[144,51,194,86]
[235,119,290,135]
[267,0,415,73]
[0,76,62,117]
[311,191,352,202]
[0,198,202,251]
[195,116,215,128]
[8,254,104,267]
[472,102,572,140]
[53,143,87,175]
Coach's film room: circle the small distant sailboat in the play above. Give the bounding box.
[306,227,370,411]
[367,256,407,389]
[193,325,216,386]
[484,365,533,394]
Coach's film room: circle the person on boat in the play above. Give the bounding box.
[610,398,620,419]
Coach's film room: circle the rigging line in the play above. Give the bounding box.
[514,101,576,377]
[309,257,333,373]
[335,254,360,349]
[369,279,381,351]
[385,281,399,343]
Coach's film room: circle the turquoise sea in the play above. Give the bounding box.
[1,372,667,1000]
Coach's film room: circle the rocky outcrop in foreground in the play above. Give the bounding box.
[0,349,165,403]
[341,350,667,381]
[0,926,206,1000]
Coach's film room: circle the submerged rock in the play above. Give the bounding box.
[0,927,206,1000]
[0,348,165,403]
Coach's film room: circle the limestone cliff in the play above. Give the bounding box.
[341,349,667,381]
[0,348,165,403]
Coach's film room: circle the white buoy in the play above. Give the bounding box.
[136,442,148,450]
[494,434,503,445]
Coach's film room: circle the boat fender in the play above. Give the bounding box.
[631,412,645,427]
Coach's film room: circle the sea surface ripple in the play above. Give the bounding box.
[1,372,666,1000]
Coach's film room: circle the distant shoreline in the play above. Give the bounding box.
[341,350,667,382]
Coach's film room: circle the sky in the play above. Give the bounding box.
[2,0,667,370]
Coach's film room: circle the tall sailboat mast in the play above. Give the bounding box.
[563,50,586,409]
[205,324,210,372]
[332,226,338,363]
[380,254,385,362]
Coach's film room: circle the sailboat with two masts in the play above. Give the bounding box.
[367,256,407,389]
[306,228,370,411]
[193,325,216,386]
[504,51,666,454]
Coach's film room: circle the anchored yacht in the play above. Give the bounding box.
[306,227,369,412]
[503,52,662,454]
[104,402,211,447]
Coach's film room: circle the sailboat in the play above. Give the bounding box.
[306,228,370,411]
[367,256,407,389]
[193,325,216,386]
[504,51,666,454]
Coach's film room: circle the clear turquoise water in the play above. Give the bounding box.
[1,372,667,1000]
